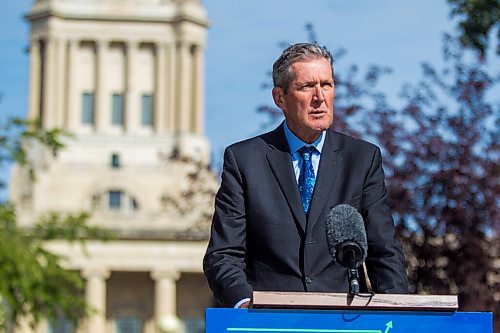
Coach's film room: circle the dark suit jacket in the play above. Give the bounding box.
[204,124,408,307]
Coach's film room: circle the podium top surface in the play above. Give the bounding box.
[252,291,459,311]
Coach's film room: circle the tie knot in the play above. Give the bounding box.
[298,146,316,161]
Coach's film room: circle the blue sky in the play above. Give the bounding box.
[0,0,496,186]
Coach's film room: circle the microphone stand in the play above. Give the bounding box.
[337,242,362,295]
[348,267,360,294]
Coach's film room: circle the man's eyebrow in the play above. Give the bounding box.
[294,80,316,86]
[294,79,333,86]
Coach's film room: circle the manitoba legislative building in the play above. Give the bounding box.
[9,0,217,332]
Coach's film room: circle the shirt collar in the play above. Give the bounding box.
[283,121,325,155]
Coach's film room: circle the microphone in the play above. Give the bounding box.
[326,204,368,294]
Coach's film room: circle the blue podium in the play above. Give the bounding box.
[206,308,492,333]
[206,292,492,333]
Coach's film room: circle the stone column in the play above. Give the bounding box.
[95,39,108,132]
[175,41,191,133]
[167,43,176,133]
[150,270,180,331]
[28,38,41,121]
[126,40,139,133]
[42,37,55,128]
[83,269,110,333]
[55,37,67,128]
[191,45,204,135]
[154,42,167,133]
[66,39,79,130]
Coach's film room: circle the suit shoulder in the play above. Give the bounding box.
[226,127,282,155]
[227,134,266,151]
[329,130,380,153]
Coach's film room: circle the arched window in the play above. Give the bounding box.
[109,190,122,209]
[91,190,139,212]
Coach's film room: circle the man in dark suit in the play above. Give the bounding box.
[204,43,408,308]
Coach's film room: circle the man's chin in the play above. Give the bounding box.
[310,121,333,132]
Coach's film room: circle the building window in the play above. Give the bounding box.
[109,190,122,209]
[112,93,124,125]
[48,317,74,333]
[141,94,153,126]
[111,153,121,168]
[81,92,94,125]
[106,190,139,211]
[116,317,141,333]
[131,198,138,210]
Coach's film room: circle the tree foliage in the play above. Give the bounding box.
[362,35,499,327]
[447,0,500,57]
[0,119,112,331]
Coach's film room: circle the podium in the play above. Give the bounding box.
[205,292,493,333]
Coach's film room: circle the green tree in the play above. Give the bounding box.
[0,119,111,331]
[447,0,500,57]
[363,35,499,329]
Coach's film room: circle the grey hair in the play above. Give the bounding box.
[272,43,334,93]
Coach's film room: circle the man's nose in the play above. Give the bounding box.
[313,85,325,102]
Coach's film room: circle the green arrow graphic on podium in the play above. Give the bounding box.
[384,321,393,333]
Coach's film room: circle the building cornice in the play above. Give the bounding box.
[25,10,210,28]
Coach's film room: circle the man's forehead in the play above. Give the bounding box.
[290,59,333,81]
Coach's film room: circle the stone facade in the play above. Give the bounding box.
[9,0,217,332]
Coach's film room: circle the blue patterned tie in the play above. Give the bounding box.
[298,146,316,214]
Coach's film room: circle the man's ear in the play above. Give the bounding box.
[272,87,285,109]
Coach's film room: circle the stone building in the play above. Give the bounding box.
[8,0,217,332]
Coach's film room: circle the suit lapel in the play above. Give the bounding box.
[307,130,343,232]
[265,125,307,233]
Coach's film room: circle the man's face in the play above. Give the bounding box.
[272,58,335,143]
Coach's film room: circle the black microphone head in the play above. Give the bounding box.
[326,204,368,266]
